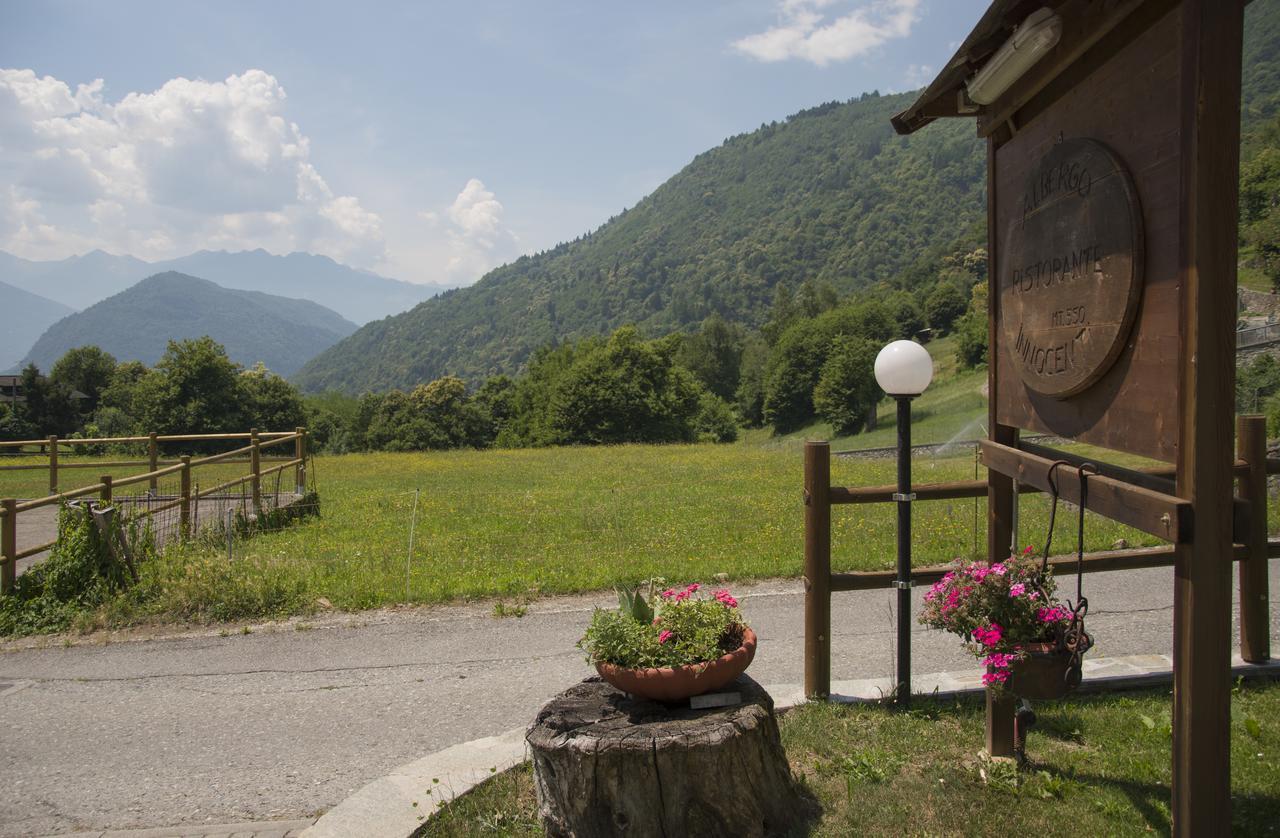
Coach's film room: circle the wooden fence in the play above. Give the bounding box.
[0,428,309,593]
[802,415,1275,698]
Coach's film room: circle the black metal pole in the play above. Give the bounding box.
[895,395,913,707]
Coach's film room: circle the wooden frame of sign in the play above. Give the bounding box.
[892,1,1244,834]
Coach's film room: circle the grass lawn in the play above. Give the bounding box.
[423,680,1280,837]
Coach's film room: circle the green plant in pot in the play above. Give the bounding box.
[918,549,1091,699]
[578,580,756,703]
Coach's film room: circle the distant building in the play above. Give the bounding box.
[0,375,88,405]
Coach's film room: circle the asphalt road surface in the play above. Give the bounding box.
[1,561,1277,836]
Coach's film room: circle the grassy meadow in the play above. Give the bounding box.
[424,680,1280,837]
[1,340,1268,631]
[0,438,1181,630]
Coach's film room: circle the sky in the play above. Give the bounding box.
[0,0,987,286]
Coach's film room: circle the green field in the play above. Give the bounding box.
[425,681,1280,836]
[7,439,1174,630]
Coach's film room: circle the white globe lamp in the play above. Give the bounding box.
[874,339,934,397]
[875,338,932,708]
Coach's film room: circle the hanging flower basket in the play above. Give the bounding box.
[919,549,1088,697]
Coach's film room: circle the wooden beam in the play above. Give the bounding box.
[829,542,1253,593]
[979,439,1191,542]
[1171,1,1244,832]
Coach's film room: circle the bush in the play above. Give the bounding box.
[0,503,155,636]
[693,391,739,443]
[812,336,878,436]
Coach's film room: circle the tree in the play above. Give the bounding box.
[547,327,703,444]
[239,363,307,432]
[676,315,745,402]
[813,336,879,436]
[132,337,246,439]
[473,375,517,444]
[762,319,827,434]
[16,364,79,436]
[50,346,117,415]
[925,283,968,335]
[734,334,770,427]
[955,282,990,369]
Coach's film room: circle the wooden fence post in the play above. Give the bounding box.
[804,440,832,699]
[148,432,159,494]
[179,456,191,540]
[295,426,307,495]
[250,428,261,513]
[1,499,15,595]
[48,435,58,495]
[1238,415,1270,663]
[100,475,112,505]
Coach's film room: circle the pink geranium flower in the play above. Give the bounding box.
[658,630,673,644]
[1009,583,1026,598]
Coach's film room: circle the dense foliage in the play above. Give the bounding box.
[1,338,306,448]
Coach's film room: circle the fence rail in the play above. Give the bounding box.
[1238,322,1280,349]
[802,416,1275,699]
[0,428,308,593]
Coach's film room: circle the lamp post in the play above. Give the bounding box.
[874,339,934,707]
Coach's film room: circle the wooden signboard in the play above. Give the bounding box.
[993,7,1182,462]
[1001,138,1144,398]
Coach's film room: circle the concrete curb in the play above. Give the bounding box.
[300,728,527,838]
[303,654,1280,838]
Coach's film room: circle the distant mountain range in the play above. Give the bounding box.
[0,249,449,325]
[20,272,358,377]
[0,281,74,371]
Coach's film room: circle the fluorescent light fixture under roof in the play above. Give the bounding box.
[965,7,1063,106]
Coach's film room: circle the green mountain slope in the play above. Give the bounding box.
[22,272,358,376]
[298,0,1280,396]
[0,281,74,371]
[295,90,987,393]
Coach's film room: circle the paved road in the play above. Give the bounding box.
[1,561,1277,836]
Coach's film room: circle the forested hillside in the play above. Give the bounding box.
[295,90,986,393]
[23,272,357,377]
[297,0,1280,396]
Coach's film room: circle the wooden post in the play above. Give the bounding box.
[179,455,191,540]
[1171,2,1243,832]
[1,498,15,595]
[48,435,58,495]
[148,432,159,494]
[100,475,112,505]
[294,426,306,495]
[804,440,831,699]
[250,428,261,513]
[984,133,1018,760]
[1238,415,1270,663]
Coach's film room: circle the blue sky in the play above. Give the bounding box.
[0,0,986,285]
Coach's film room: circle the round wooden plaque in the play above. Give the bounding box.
[1000,137,1144,398]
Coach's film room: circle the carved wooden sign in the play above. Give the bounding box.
[1000,138,1144,398]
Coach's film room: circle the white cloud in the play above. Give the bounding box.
[439,178,519,282]
[0,68,387,266]
[732,0,921,66]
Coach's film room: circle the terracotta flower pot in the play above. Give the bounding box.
[595,627,758,703]
[1003,642,1075,700]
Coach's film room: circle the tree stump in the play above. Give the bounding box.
[526,674,808,837]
